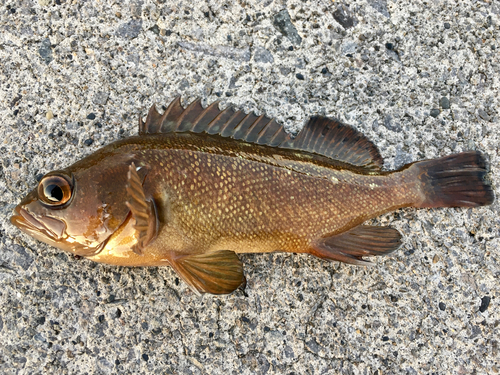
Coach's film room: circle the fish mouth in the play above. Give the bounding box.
[10,206,112,257]
[10,207,66,241]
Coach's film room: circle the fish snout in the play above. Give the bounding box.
[10,206,67,241]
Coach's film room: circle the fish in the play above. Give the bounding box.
[10,97,494,295]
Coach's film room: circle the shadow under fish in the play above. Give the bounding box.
[10,97,494,295]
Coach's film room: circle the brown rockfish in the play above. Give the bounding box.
[10,97,494,294]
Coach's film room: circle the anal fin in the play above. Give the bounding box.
[125,163,158,255]
[311,226,402,265]
[168,250,246,295]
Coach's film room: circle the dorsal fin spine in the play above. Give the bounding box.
[245,114,265,137]
[193,100,219,129]
[219,107,239,135]
[233,113,252,137]
[205,106,232,134]
[207,105,228,125]
[139,116,144,132]
[162,96,180,122]
[268,123,285,145]
[222,110,247,137]
[174,98,201,129]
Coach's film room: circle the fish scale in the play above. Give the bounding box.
[10,98,494,295]
[139,143,400,252]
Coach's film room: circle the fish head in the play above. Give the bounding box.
[10,151,138,256]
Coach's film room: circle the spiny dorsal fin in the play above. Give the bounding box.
[139,97,383,170]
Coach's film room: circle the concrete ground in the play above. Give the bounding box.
[0,0,499,374]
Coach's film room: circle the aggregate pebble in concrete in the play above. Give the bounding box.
[0,0,499,374]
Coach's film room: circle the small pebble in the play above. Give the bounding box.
[142,354,149,361]
[46,110,54,120]
[84,139,94,146]
[439,302,446,311]
[149,25,160,35]
[296,73,305,80]
[478,109,490,121]
[87,113,96,120]
[444,22,451,29]
[479,296,490,312]
[439,97,450,109]
[430,109,440,118]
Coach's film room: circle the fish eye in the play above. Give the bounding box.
[38,174,73,206]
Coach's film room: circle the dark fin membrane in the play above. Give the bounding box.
[280,116,383,171]
[168,250,246,295]
[125,163,158,255]
[310,225,402,265]
[139,98,383,170]
[415,151,494,208]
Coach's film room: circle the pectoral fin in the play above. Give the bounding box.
[125,163,158,255]
[168,250,246,295]
[311,225,402,265]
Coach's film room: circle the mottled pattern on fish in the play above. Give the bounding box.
[11,98,494,295]
[91,134,415,260]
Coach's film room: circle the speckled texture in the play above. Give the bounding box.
[0,0,499,374]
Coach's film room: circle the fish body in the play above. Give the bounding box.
[86,133,414,264]
[10,98,494,294]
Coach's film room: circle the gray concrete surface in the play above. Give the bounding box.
[0,0,499,374]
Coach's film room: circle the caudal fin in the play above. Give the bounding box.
[415,151,494,208]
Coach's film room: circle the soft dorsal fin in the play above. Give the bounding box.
[280,116,383,170]
[139,97,383,170]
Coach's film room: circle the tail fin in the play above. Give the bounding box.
[415,151,494,208]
